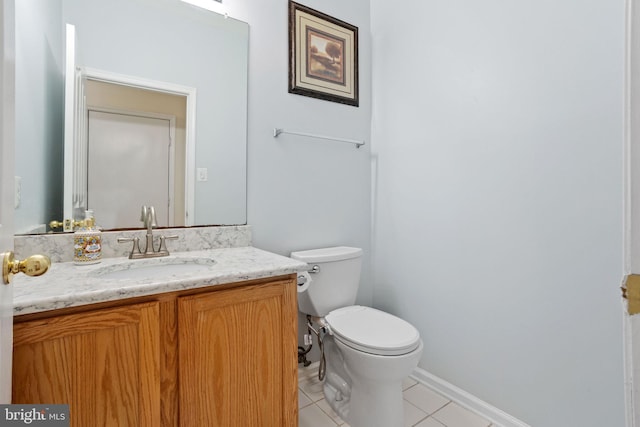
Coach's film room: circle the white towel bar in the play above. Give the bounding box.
[273,128,365,148]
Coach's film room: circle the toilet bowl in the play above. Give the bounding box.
[291,247,423,427]
[322,306,423,427]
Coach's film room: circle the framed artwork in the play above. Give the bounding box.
[288,1,359,107]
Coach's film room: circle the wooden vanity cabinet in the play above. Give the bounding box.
[12,301,161,426]
[12,275,298,427]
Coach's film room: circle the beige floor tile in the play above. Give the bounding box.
[403,384,450,415]
[403,376,419,390]
[299,375,326,402]
[299,404,339,427]
[431,402,491,427]
[403,400,429,427]
[316,398,346,425]
[415,417,447,427]
[299,388,313,409]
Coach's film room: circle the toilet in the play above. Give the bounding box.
[291,246,423,427]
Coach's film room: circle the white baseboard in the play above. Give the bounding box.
[410,367,531,427]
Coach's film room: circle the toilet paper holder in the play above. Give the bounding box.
[298,265,320,286]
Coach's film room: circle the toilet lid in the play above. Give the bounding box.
[325,306,421,356]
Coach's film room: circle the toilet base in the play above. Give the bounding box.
[329,379,404,427]
[323,336,424,427]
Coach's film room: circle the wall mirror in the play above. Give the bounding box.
[14,0,248,234]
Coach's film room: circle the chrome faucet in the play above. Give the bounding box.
[141,206,157,255]
[117,205,178,259]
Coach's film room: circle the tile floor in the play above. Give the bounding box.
[298,363,496,427]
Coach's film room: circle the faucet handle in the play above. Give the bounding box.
[158,235,179,255]
[117,236,142,259]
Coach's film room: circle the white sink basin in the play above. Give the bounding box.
[93,257,217,281]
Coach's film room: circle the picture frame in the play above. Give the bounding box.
[288,1,359,107]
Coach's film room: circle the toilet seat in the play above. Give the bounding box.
[325,306,421,356]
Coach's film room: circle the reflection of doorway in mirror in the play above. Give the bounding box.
[87,110,176,229]
[82,79,189,228]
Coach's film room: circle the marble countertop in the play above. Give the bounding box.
[13,246,308,316]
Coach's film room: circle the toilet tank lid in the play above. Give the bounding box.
[290,246,362,263]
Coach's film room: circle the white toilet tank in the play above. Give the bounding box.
[291,246,362,317]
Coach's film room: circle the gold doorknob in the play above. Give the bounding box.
[1,251,51,285]
[49,219,83,231]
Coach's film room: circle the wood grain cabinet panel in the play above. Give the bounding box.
[12,302,161,427]
[178,280,298,427]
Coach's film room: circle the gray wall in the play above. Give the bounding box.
[226,0,372,352]
[230,0,373,305]
[370,1,625,426]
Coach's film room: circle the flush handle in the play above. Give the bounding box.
[1,251,51,285]
[308,265,320,274]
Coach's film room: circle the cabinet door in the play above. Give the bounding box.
[179,280,298,427]
[13,301,161,427]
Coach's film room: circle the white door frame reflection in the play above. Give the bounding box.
[65,65,197,229]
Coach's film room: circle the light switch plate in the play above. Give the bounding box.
[197,168,208,182]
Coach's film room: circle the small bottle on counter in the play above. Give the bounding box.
[73,210,102,265]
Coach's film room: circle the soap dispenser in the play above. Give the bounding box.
[73,210,102,265]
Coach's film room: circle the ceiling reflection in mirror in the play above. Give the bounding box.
[14,0,248,235]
